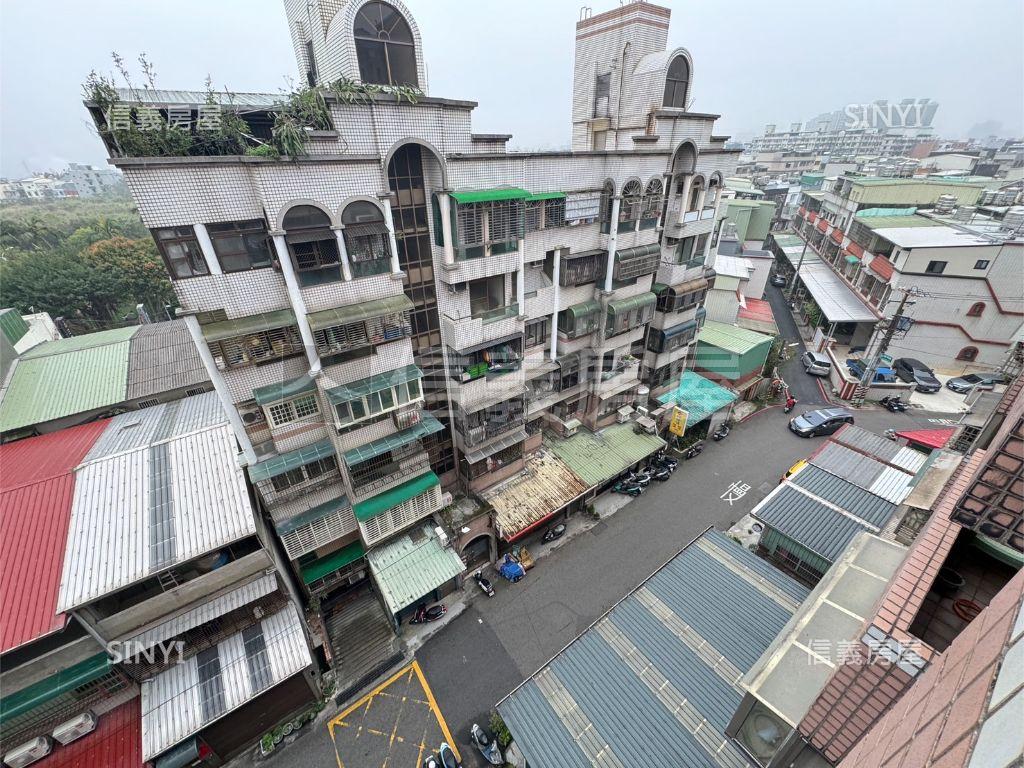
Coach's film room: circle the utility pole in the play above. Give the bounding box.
[851,289,914,407]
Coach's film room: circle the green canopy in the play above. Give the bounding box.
[325,364,423,405]
[307,294,413,331]
[1,653,110,723]
[524,191,566,201]
[451,188,530,204]
[252,374,316,405]
[200,309,296,342]
[343,412,445,465]
[248,438,336,482]
[301,541,366,584]
[353,471,439,522]
[608,292,656,315]
[566,300,600,321]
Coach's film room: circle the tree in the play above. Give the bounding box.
[82,236,176,318]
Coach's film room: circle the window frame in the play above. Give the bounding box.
[662,55,690,109]
[966,302,986,317]
[956,346,979,362]
[206,219,273,273]
[265,393,320,428]
[153,226,209,280]
[925,260,947,274]
[353,1,419,87]
[468,275,506,318]
[333,377,423,429]
[974,259,990,270]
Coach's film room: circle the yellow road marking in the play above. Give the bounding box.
[412,660,461,763]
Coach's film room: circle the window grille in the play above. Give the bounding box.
[280,503,357,559]
[456,199,523,252]
[358,484,442,546]
[565,192,601,223]
[642,179,664,220]
[620,180,644,222]
[211,326,303,370]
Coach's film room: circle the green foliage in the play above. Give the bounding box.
[489,710,512,749]
[327,77,422,105]
[802,299,824,329]
[245,143,280,158]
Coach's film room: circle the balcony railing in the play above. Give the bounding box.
[351,456,431,501]
[477,303,520,324]
[462,416,526,447]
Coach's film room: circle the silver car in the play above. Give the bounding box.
[801,351,832,377]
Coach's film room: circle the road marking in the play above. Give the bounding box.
[412,660,461,762]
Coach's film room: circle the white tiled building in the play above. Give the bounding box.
[88,0,737,690]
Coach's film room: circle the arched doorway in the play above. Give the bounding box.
[461,534,494,569]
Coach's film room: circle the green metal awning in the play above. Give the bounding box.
[652,282,668,295]
[663,319,698,339]
[252,374,316,405]
[607,292,656,315]
[1,653,110,724]
[616,243,661,260]
[524,191,566,201]
[566,300,600,321]
[300,541,366,584]
[353,471,439,522]
[325,364,423,405]
[276,494,351,536]
[343,412,445,465]
[248,438,336,482]
[367,525,466,616]
[451,188,530,204]
[200,309,297,342]
[307,294,414,331]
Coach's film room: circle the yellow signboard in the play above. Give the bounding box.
[669,407,688,436]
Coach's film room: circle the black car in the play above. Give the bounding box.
[893,357,941,393]
[789,408,854,437]
[946,372,1004,394]
[770,273,787,287]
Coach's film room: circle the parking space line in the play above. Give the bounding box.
[411,661,461,763]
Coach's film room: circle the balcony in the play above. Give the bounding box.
[613,244,661,282]
[598,357,640,395]
[441,305,522,352]
[350,453,432,503]
[461,413,527,449]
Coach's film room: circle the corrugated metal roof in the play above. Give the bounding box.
[797,262,878,323]
[656,371,738,425]
[752,485,877,563]
[35,696,141,768]
[697,320,774,355]
[141,602,311,761]
[808,442,914,504]
[0,421,107,653]
[893,427,955,450]
[126,321,208,400]
[498,530,808,768]
[789,465,896,528]
[366,524,465,616]
[112,87,282,108]
[832,424,927,473]
[0,327,136,432]
[547,422,665,487]
[57,417,256,612]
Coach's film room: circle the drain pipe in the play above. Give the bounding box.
[270,231,321,378]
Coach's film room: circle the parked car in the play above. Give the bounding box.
[770,273,787,287]
[789,407,854,437]
[846,358,897,383]
[801,351,832,377]
[893,358,941,393]
[946,372,1005,394]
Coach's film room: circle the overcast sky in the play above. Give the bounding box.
[2,0,1022,177]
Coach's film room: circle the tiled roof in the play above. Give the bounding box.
[0,420,107,653]
[656,371,738,425]
[546,422,665,487]
[868,253,894,281]
[35,696,142,768]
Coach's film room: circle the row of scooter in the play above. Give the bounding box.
[422,723,505,766]
[611,450,679,496]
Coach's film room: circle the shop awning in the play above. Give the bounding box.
[830,228,844,243]
[524,191,566,201]
[248,438,336,482]
[325,364,422,405]
[343,412,445,465]
[252,374,316,405]
[869,254,895,281]
[200,309,296,342]
[367,524,466,616]
[451,188,530,204]
[661,276,709,297]
[463,429,528,465]
[816,218,829,233]
[353,471,439,522]
[300,540,366,585]
[307,294,413,331]
[1,653,110,723]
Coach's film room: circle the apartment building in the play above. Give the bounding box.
[84,0,734,693]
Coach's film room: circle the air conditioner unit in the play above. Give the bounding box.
[434,526,450,547]
[53,711,97,745]
[616,406,634,424]
[4,737,52,768]
[441,492,454,507]
[348,569,366,585]
[240,405,266,426]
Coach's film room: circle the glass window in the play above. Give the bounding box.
[207,220,272,272]
[354,2,419,87]
[974,259,990,269]
[469,275,504,317]
[925,260,947,274]
[153,226,209,279]
[283,205,342,286]
[663,56,690,109]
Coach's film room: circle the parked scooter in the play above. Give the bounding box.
[612,479,644,497]
[409,603,447,625]
[423,754,439,768]
[683,442,704,460]
[653,451,678,472]
[880,396,908,413]
[473,570,494,597]
[471,724,504,765]
[712,422,732,441]
[439,743,461,768]
[542,523,567,543]
[628,468,653,487]
[650,464,671,482]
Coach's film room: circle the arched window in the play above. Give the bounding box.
[687,177,705,212]
[620,180,644,223]
[707,176,721,208]
[967,302,985,317]
[354,1,418,87]
[663,55,690,109]
[642,179,664,226]
[956,347,979,362]
[342,201,391,277]
[599,180,615,234]
[283,205,341,286]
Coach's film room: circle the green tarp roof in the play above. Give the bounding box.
[697,320,774,355]
[300,540,365,584]
[276,494,351,536]
[248,438,336,482]
[325,364,422,405]
[343,412,445,465]
[657,371,738,425]
[451,188,530,204]
[607,292,656,314]
[0,309,29,346]
[566,300,600,320]
[200,309,296,342]
[353,471,439,522]
[524,191,566,201]
[1,652,110,723]
[252,374,316,405]
[307,294,414,331]
[547,422,665,487]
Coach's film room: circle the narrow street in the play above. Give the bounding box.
[765,280,827,406]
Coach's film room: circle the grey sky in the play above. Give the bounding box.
[2,0,1022,177]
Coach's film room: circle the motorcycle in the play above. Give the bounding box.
[471,724,504,765]
[542,523,567,543]
[784,398,797,414]
[653,452,678,472]
[424,755,439,768]
[473,570,494,598]
[712,422,732,441]
[650,465,671,482]
[409,603,447,625]
[628,468,652,487]
[439,743,461,768]
[612,480,644,497]
[880,395,908,413]
[683,442,704,460]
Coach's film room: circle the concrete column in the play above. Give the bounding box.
[183,314,257,465]
[270,232,321,375]
[676,175,693,224]
[192,223,223,276]
[379,194,403,277]
[696,185,708,213]
[438,191,456,267]
[549,248,561,362]
[517,238,526,314]
[700,224,714,266]
[331,226,353,282]
[603,196,621,293]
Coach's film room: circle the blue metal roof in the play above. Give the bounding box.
[789,465,896,528]
[497,529,808,768]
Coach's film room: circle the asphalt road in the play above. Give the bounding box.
[765,281,827,406]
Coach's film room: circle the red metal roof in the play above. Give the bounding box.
[738,297,775,324]
[846,241,865,259]
[830,227,844,244]
[0,421,106,653]
[894,427,955,450]
[816,218,829,233]
[868,254,894,281]
[35,697,142,768]
[807,211,818,223]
